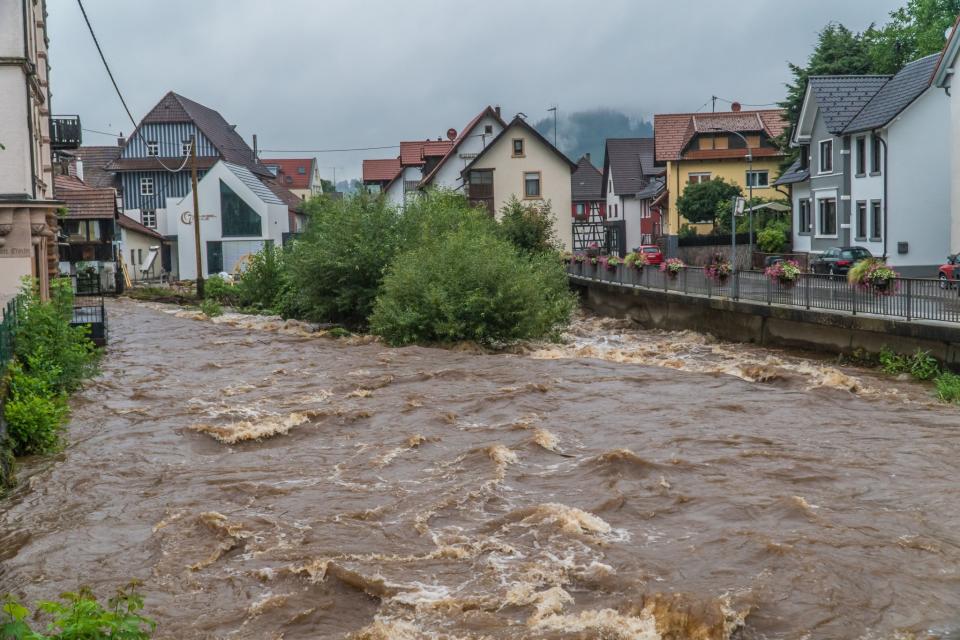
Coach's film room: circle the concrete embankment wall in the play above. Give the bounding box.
[576,281,960,366]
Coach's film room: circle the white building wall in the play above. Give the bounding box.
[168,162,289,279]
[622,198,644,250]
[430,115,504,191]
[792,182,811,253]
[886,88,951,271]
[951,84,960,253]
[848,136,884,257]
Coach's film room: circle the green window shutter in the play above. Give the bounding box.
[220,179,262,237]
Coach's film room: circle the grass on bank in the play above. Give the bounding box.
[873,346,960,405]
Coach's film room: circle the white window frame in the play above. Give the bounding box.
[181,140,192,156]
[146,141,159,157]
[141,209,157,229]
[745,170,769,188]
[688,172,711,184]
[797,198,812,235]
[818,139,833,174]
[523,171,541,199]
[815,193,838,238]
[140,177,154,196]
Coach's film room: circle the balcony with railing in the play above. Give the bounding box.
[50,115,82,150]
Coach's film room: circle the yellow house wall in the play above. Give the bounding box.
[664,157,784,235]
[471,126,574,250]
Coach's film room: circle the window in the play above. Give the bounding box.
[297,166,306,175]
[130,249,136,266]
[207,241,223,274]
[141,209,157,229]
[574,203,586,219]
[137,249,143,265]
[871,135,881,174]
[799,144,810,170]
[512,139,525,157]
[140,177,154,196]
[609,178,613,192]
[688,172,711,185]
[484,124,493,135]
[856,137,866,175]
[819,140,833,173]
[855,201,867,239]
[817,197,837,236]
[745,134,760,149]
[745,170,769,188]
[146,141,159,157]
[870,200,882,240]
[798,199,811,234]
[220,179,262,237]
[523,172,541,198]
[181,140,192,156]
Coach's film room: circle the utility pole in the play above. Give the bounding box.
[190,135,204,298]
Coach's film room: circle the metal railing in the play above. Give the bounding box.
[50,115,82,149]
[568,262,960,324]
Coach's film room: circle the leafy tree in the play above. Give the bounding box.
[864,0,960,74]
[497,196,560,254]
[320,178,336,194]
[676,178,742,227]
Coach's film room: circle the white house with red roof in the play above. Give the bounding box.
[259,158,322,201]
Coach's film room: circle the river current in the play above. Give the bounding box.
[1,299,959,639]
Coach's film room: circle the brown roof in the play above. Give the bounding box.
[68,146,121,189]
[263,177,304,212]
[362,158,402,183]
[399,141,429,166]
[53,174,117,220]
[461,116,576,176]
[260,158,315,190]
[113,91,272,177]
[118,214,166,241]
[419,106,508,187]
[602,138,659,196]
[681,147,782,160]
[422,140,454,157]
[654,109,787,162]
[572,155,603,201]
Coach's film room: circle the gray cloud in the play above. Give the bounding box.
[48,0,903,180]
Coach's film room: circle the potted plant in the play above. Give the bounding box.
[847,258,898,295]
[601,255,623,272]
[624,251,649,270]
[764,259,802,287]
[704,253,732,283]
[660,257,685,278]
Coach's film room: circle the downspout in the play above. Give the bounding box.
[22,0,37,199]
[874,131,888,260]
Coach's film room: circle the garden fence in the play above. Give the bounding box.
[568,262,960,324]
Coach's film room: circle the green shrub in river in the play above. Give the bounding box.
[236,244,286,311]
[1,583,155,639]
[199,299,223,318]
[370,228,575,346]
[878,346,909,375]
[934,372,960,404]
[907,349,940,381]
[203,275,238,306]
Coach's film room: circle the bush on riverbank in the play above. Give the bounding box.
[370,228,575,345]
[497,196,560,255]
[3,279,98,457]
[1,583,155,639]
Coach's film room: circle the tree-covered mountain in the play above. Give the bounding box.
[533,108,653,167]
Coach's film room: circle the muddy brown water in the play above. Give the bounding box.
[2,299,960,639]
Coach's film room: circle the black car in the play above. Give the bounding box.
[810,246,873,275]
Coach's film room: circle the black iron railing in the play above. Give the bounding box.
[50,115,82,149]
[72,274,108,346]
[567,263,960,324]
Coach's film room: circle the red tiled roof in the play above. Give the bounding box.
[681,147,782,160]
[399,141,428,166]
[654,109,787,162]
[259,158,315,190]
[362,158,402,183]
[422,140,453,157]
[420,106,508,187]
[263,177,304,212]
[53,174,117,220]
[118,214,166,241]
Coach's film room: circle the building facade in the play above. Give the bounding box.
[601,138,665,253]
[934,18,960,254]
[0,0,68,303]
[260,157,322,201]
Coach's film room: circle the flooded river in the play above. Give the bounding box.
[2,299,960,639]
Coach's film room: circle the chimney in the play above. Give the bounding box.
[117,135,125,146]
[252,134,258,159]
[495,105,501,118]
[585,152,591,163]
[75,158,84,182]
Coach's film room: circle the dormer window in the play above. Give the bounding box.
[484,125,494,135]
[146,141,159,157]
[297,166,306,175]
[819,139,833,173]
[512,139,525,157]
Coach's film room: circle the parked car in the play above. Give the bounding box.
[938,254,960,288]
[634,245,663,265]
[810,246,873,275]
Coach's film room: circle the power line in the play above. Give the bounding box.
[712,96,781,108]
[82,127,123,138]
[76,0,190,173]
[259,144,401,154]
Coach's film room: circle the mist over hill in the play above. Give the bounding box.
[533,108,653,168]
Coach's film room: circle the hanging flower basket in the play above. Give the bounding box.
[600,255,623,272]
[847,258,898,296]
[660,258,685,278]
[765,259,801,288]
[624,251,649,270]
[705,262,732,283]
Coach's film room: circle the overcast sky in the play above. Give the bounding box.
[48,0,903,181]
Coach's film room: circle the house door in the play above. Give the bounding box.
[467,170,494,215]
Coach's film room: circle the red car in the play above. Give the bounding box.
[938,254,960,288]
[635,245,663,265]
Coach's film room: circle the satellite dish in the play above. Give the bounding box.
[446,128,457,140]
[731,102,742,112]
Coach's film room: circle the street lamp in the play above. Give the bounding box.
[708,127,754,256]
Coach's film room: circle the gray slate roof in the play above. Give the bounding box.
[773,159,810,186]
[224,162,284,205]
[68,146,121,189]
[808,75,889,133]
[843,53,940,133]
[571,155,602,201]
[604,138,658,195]
[635,177,665,200]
